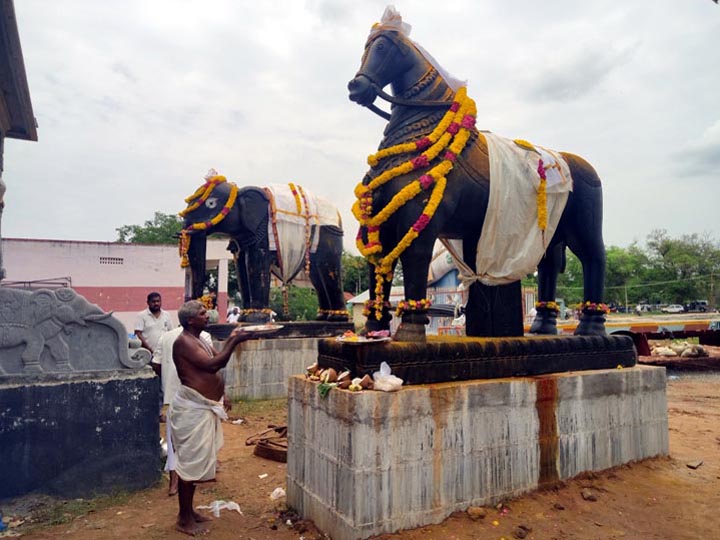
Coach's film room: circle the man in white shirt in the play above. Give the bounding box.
[226,307,240,324]
[134,292,173,354]
[135,292,174,422]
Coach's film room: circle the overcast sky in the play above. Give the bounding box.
[4,0,719,254]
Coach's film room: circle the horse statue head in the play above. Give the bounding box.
[348,7,460,121]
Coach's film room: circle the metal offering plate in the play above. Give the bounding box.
[240,324,284,334]
[335,335,392,345]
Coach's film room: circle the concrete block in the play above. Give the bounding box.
[287,366,668,539]
[223,338,320,400]
[0,369,161,499]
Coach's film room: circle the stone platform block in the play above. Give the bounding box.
[0,369,160,499]
[223,338,321,400]
[287,366,668,540]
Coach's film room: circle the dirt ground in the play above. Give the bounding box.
[3,369,720,540]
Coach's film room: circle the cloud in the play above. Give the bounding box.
[675,120,720,175]
[3,0,720,254]
[522,44,636,102]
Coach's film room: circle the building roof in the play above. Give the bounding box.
[0,0,37,141]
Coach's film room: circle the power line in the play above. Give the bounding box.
[557,274,712,291]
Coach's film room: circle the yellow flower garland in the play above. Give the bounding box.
[353,86,478,317]
[179,175,227,217]
[178,178,239,268]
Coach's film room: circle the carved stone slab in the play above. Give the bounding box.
[318,334,637,384]
[0,287,150,376]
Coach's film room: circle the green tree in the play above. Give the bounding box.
[645,230,720,305]
[116,212,183,244]
[342,251,370,295]
[555,250,583,305]
[269,285,319,321]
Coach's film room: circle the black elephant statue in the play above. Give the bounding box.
[179,173,349,323]
[347,8,606,341]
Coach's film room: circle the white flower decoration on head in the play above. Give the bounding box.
[370,5,411,37]
[204,168,220,180]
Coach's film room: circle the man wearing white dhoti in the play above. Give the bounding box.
[168,300,258,536]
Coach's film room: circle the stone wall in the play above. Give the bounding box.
[287,366,668,540]
[223,338,320,400]
[0,369,161,499]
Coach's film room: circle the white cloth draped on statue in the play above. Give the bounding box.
[166,385,227,481]
[441,132,573,287]
[265,183,340,284]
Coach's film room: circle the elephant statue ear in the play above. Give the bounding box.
[237,187,270,239]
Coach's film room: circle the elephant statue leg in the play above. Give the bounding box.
[530,241,565,335]
[236,243,273,323]
[310,226,349,322]
[20,333,45,373]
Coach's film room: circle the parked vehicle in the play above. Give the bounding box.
[685,300,708,313]
[661,304,685,313]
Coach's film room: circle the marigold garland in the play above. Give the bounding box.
[578,301,610,314]
[362,299,391,318]
[353,86,477,319]
[536,158,548,231]
[178,176,239,268]
[287,182,313,276]
[179,175,228,217]
[535,301,560,312]
[241,308,275,316]
[396,298,432,317]
[318,308,350,317]
[197,294,216,310]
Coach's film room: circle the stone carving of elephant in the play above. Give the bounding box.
[179,174,349,323]
[0,287,150,375]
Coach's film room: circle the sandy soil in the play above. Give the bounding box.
[3,374,720,540]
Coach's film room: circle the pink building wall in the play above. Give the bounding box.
[2,238,231,331]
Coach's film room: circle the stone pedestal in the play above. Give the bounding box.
[287,366,668,540]
[223,338,321,400]
[0,369,160,499]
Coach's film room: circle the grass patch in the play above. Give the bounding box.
[8,490,135,532]
[231,398,287,418]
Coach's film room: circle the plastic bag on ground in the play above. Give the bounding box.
[270,487,286,500]
[372,361,403,392]
[196,500,243,517]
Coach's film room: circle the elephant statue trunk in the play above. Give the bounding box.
[185,231,207,302]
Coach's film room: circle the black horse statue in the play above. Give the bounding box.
[179,174,349,323]
[347,20,606,341]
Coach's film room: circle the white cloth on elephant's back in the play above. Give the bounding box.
[444,132,573,287]
[166,385,226,482]
[265,184,341,284]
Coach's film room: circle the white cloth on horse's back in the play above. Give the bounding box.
[167,385,226,482]
[265,184,341,284]
[448,132,572,287]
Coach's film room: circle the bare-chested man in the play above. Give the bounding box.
[168,300,257,536]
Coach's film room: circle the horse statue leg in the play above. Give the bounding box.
[393,248,434,342]
[574,236,607,335]
[530,242,565,335]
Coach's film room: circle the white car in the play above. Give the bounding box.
[661,304,685,314]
